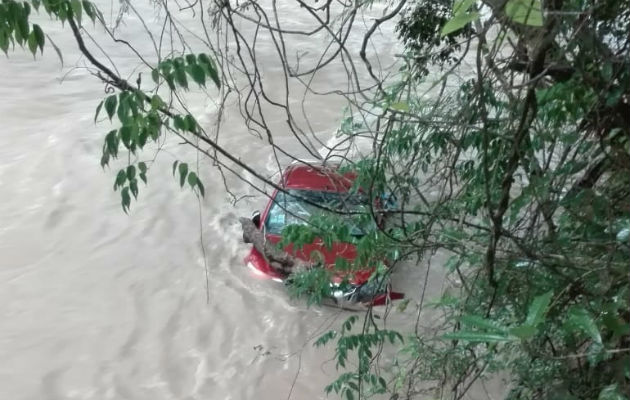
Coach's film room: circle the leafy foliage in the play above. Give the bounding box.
[284,0,630,398]
[396,0,471,77]
[1,2,221,211]
[0,0,76,55]
[152,53,220,91]
[2,0,629,399]
[317,315,402,399]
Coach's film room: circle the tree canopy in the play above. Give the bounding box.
[1,0,628,399]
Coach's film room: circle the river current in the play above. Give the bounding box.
[0,2,451,399]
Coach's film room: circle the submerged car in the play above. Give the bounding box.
[243,162,403,306]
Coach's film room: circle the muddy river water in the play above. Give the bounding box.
[0,2,452,399]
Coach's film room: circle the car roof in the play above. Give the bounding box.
[282,163,356,192]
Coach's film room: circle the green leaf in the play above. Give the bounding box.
[27,31,37,56]
[334,256,350,271]
[114,169,126,190]
[71,0,82,24]
[509,325,537,339]
[453,0,475,15]
[459,315,507,333]
[174,64,188,89]
[178,163,188,187]
[567,307,602,344]
[119,125,136,149]
[587,341,607,366]
[441,12,479,36]
[184,114,197,132]
[602,62,613,81]
[505,0,543,26]
[172,160,179,176]
[196,178,205,197]
[606,86,624,107]
[159,59,173,75]
[602,308,630,337]
[121,186,131,213]
[137,127,148,148]
[378,376,387,390]
[442,331,512,342]
[105,130,119,157]
[150,94,163,110]
[314,330,337,347]
[104,95,117,120]
[126,165,136,180]
[13,27,24,48]
[198,53,220,88]
[138,162,147,174]
[121,92,135,117]
[389,102,409,112]
[117,96,129,123]
[16,6,30,41]
[189,64,206,87]
[396,298,410,312]
[82,1,96,22]
[57,1,68,22]
[173,115,186,131]
[129,179,138,199]
[0,30,9,55]
[598,384,627,400]
[525,290,553,327]
[164,74,176,91]
[187,171,198,189]
[32,24,44,53]
[197,53,212,66]
[94,101,103,123]
[100,152,110,167]
[147,111,162,129]
[151,68,160,84]
[185,54,197,65]
[23,1,31,16]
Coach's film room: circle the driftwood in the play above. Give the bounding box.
[239,217,314,275]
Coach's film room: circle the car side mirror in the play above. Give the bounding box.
[251,210,261,228]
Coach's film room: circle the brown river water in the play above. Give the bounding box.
[0,2,456,399]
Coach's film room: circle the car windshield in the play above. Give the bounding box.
[265,189,373,236]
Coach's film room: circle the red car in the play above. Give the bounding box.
[243,162,403,306]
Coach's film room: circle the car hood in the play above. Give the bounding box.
[266,234,372,284]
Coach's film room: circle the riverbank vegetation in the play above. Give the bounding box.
[1,0,628,399]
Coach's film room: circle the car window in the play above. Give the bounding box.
[264,189,373,236]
